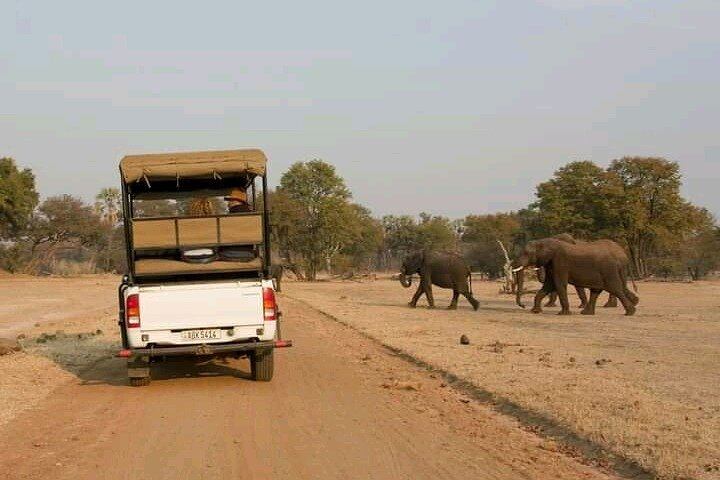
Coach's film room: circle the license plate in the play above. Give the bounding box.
[180,329,222,341]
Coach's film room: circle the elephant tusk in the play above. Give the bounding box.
[512,266,524,273]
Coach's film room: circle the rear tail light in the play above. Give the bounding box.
[126,294,140,328]
[263,287,277,322]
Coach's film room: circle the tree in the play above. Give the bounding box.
[0,158,39,240]
[23,195,104,274]
[339,204,384,272]
[525,157,709,278]
[530,161,613,239]
[678,210,720,280]
[276,159,359,280]
[417,213,456,251]
[606,157,698,277]
[133,199,177,217]
[94,187,121,225]
[382,215,425,262]
[94,187,125,272]
[462,213,521,278]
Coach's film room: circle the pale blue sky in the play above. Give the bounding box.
[1,0,718,219]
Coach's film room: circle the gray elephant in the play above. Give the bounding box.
[524,234,634,310]
[513,237,638,315]
[399,251,480,310]
[270,264,284,292]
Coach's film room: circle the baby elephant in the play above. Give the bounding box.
[399,251,479,310]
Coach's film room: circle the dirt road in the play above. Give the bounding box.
[0,290,613,480]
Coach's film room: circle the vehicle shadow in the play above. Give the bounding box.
[24,331,126,386]
[149,358,253,382]
[24,331,254,387]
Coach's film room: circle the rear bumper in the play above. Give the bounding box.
[117,339,292,358]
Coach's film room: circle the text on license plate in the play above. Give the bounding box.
[180,329,222,341]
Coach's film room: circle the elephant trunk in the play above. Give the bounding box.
[514,266,526,308]
[399,272,412,288]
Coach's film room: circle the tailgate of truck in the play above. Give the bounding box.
[138,281,263,330]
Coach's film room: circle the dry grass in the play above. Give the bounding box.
[285,277,720,480]
[0,275,121,428]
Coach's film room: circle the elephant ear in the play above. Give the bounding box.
[535,240,551,265]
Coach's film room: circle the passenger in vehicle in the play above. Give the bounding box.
[188,197,216,216]
[220,187,256,262]
[224,188,252,213]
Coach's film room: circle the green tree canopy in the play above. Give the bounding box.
[525,157,712,277]
[29,195,104,250]
[462,212,521,277]
[0,158,39,240]
[531,161,613,239]
[276,159,359,280]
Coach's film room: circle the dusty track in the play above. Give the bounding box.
[0,294,614,480]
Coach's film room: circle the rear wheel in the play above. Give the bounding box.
[250,348,274,381]
[129,376,151,387]
[128,356,151,387]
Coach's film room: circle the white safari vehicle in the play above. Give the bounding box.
[116,149,291,386]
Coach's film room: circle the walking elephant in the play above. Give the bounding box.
[536,266,589,308]
[399,251,480,310]
[522,234,634,310]
[270,264,284,292]
[513,237,638,316]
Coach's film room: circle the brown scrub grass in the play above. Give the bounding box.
[285,276,720,480]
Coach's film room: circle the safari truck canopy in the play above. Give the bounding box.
[118,148,272,281]
[120,149,267,185]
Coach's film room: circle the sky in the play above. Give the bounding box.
[1,0,718,219]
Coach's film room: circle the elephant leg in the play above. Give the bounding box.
[408,283,424,308]
[544,292,557,307]
[603,294,618,308]
[618,269,639,306]
[532,289,549,314]
[626,290,639,306]
[576,287,588,309]
[607,285,636,316]
[461,291,480,311]
[581,289,602,315]
[448,290,459,310]
[554,273,571,315]
[424,282,435,309]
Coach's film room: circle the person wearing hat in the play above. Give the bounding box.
[224,188,251,213]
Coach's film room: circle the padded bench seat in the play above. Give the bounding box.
[135,257,263,276]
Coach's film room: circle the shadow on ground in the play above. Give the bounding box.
[23,331,254,387]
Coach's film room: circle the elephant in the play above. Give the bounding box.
[513,237,639,316]
[270,264,284,292]
[399,251,480,310]
[536,266,590,308]
[521,234,634,310]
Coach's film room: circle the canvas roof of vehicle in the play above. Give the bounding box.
[119,149,267,184]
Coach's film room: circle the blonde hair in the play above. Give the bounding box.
[188,197,216,216]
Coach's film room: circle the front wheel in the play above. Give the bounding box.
[250,348,274,381]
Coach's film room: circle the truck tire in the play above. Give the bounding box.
[129,376,151,387]
[250,349,274,381]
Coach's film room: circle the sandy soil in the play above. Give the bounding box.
[285,277,720,480]
[0,275,717,479]
[0,276,616,480]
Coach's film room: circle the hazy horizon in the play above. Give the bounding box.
[2,0,718,220]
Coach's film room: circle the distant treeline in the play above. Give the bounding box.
[1,156,718,279]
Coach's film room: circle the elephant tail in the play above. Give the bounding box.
[623,265,638,293]
[468,268,473,295]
